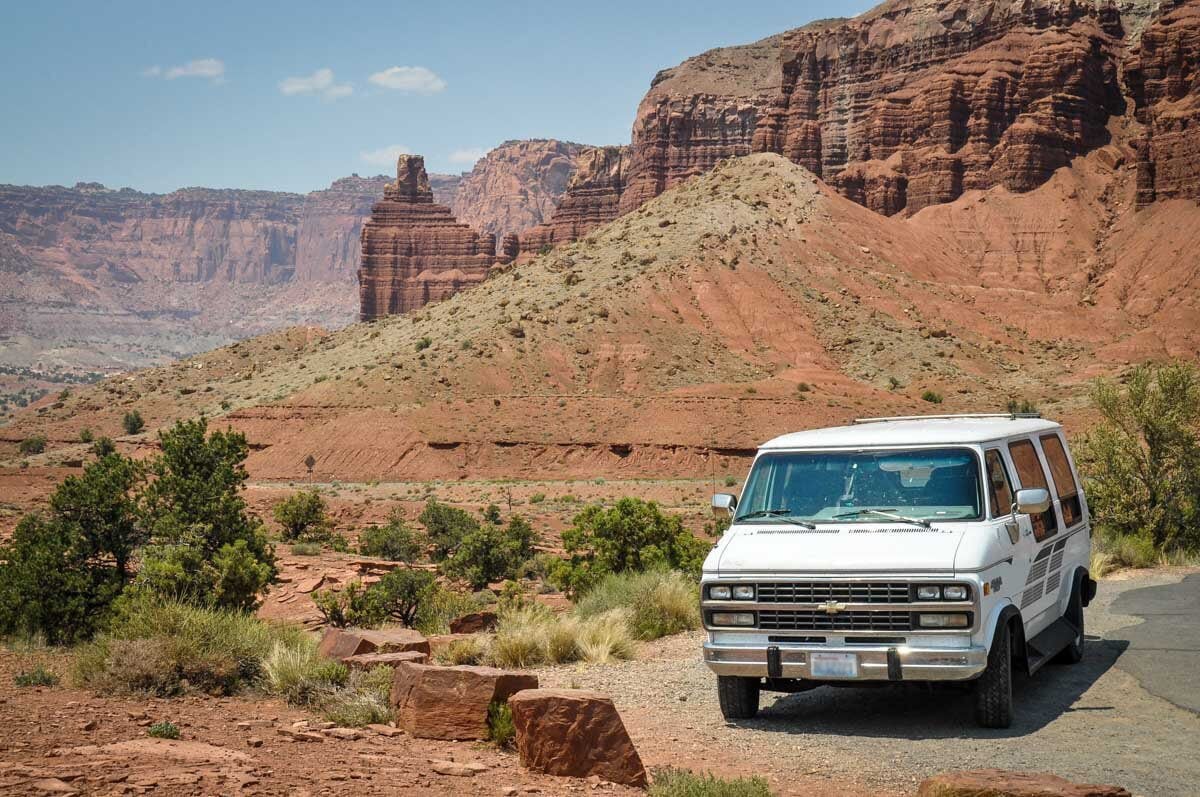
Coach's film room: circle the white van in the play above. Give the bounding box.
[702,414,1097,728]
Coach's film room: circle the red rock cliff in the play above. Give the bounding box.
[450,140,586,241]
[516,146,629,254]
[357,155,495,321]
[1124,1,1200,207]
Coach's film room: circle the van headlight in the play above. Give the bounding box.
[732,585,756,601]
[916,585,942,600]
[943,585,968,601]
[709,611,756,627]
[708,585,732,600]
[915,584,970,601]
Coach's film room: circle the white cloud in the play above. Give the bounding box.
[141,65,162,77]
[279,68,353,100]
[367,66,446,94]
[164,58,225,81]
[449,148,487,166]
[360,144,411,167]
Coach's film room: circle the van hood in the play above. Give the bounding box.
[715,523,967,575]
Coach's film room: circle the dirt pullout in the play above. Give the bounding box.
[3,152,1198,486]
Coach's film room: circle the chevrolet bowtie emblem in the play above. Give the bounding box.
[821,600,846,615]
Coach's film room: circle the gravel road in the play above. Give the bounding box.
[538,569,1200,797]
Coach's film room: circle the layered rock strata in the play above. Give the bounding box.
[357,155,496,320]
[516,146,629,254]
[1124,1,1200,207]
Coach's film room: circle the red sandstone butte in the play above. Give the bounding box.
[517,146,629,254]
[357,155,497,321]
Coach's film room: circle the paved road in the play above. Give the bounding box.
[1109,572,1200,714]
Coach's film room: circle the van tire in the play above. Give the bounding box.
[717,676,760,720]
[974,620,1013,728]
[1054,582,1085,664]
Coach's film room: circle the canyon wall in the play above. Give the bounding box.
[450,139,586,241]
[357,155,496,321]
[516,146,630,254]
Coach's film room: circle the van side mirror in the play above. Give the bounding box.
[712,493,738,517]
[1013,488,1051,516]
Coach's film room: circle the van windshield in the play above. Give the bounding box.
[735,448,982,523]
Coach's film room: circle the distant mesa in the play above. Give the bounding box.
[357,154,508,321]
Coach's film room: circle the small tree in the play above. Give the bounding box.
[122,410,145,435]
[444,515,539,589]
[553,498,710,597]
[272,490,331,542]
[370,569,436,627]
[359,510,426,561]
[313,581,384,628]
[418,499,479,560]
[1076,361,1200,552]
[19,435,47,455]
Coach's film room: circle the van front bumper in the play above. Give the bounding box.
[702,641,988,682]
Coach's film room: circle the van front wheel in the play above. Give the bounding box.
[974,620,1013,729]
[717,675,760,720]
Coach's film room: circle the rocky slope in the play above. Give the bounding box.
[357,155,498,321]
[9,151,1196,481]
[450,140,587,241]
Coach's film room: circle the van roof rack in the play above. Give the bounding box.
[853,412,1043,424]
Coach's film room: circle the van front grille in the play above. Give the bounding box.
[757,609,913,632]
[755,582,910,605]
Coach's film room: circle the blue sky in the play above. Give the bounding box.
[1,1,873,194]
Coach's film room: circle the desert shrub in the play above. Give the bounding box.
[529,493,546,504]
[358,511,425,561]
[14,666,59,687]
[135,419,275,611]
[418,499,479,560]
[921,390,944,404]
[574,609,636,664]
[91,437,117,457]
[552,498,710,597]
[1090,529,1161,577]
[147,721,180,740]
[489,605,634,668]
[443,515,538,589]
[415,336,432,351]
[79,428,94,444]
[435,635,490,665]
[487,700,515,749]
[649,768,774,797]
[312,581,385,629]
[290,541,321,556]
[574,570,700,640]
[75,596,311,697]
[273,490,331,542]
[1075,361,1200,555]
[19,435,47,455]
[1006,398,1038,415]
[413,584,481,635]
[263,639,348,705]
[122,410,145,435]
[371,569,437,626]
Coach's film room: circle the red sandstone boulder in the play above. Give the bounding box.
[317,627,430,662]
[342,650,428,671]
[917,770,1132,797]
[507,689,647,788]
[389,662,537,740]
[449,611,498,634]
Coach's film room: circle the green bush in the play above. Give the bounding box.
[147,721,180,740]
[418,499,479,560]
[14,666,59,687]
[529,493,546,504]
[1076,361,1200,555]
[649,768,774,797]
[443,515,539,589]
[371,569,437,626]
[1006,398,1038,415]
[358,510,426,561]
[19,435,47,455]
[263,639,348,706]
[552,498,710,597]
[312,581,385,629]
[487,700,515,749]
[75,596,311,697]
[414,585,485,635]
[122,410,145,435]
[79,428,94,444]
[921,390,944,404]
[273,490,331,542]
[574,570,700,640]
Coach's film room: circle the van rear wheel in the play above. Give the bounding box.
[717,676,760,720]
[974,620,1013,729]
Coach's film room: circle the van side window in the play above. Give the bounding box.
[1040,433,1082,528]
[984,449,1013,518]
[1007,439,1058,541]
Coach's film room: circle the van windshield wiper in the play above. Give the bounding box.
[737,509,816,529]
[833,508,932,528]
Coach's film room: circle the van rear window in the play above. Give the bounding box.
[1040,433,1082,527]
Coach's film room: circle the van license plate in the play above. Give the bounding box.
[811,652,858,678]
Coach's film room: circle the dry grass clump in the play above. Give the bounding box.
[434,635,490,666]
[573,569,700,640]
[262,640,348,706]
[318,665,393,727]
[649,768,774,797]
[489,605,634,668]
